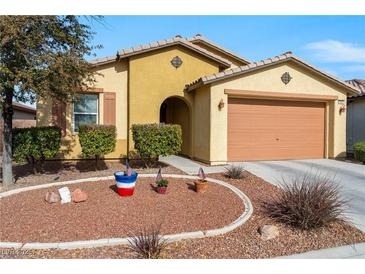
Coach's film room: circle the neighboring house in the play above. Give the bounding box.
[345,79,365,154]
[0,102,36,154]
[37,34,359,164]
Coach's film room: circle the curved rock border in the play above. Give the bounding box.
[0,174,253,250]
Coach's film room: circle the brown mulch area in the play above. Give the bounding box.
[0,160,184,193]
[1,172,364,259]
[0,177,243,243]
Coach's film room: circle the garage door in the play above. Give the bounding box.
[228,98,325,161]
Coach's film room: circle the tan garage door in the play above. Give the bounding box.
[228,98,325,161]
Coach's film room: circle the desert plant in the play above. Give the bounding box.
[224,165,245,179]
[156,179,169,188]
[78,124,116,169]
[12,126,61,173]
[131,123,182,168]
[264,173,347,230]
[354,140,365,163]
[127,225,167,259]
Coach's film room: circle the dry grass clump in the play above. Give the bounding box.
[264,173,347,230]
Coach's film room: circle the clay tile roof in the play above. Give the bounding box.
[188,34,251,65]
[89,35,232,68]
[345,79,365,98]
[185,52,361,96]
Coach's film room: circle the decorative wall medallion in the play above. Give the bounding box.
[171,56,183,69]
[281,72,292,85]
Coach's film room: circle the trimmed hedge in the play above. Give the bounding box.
[12,126,62,173]
[354,140,365,163]
[131,123,182,167]
[78,124,116,169]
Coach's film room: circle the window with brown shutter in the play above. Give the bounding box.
[52,99,66,136]
[103,92,116,126]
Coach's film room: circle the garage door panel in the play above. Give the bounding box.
[228,98,325,161]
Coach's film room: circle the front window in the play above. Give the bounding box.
[73,94,98,132]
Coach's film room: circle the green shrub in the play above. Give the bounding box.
[131,123,182,168]
[354,140,365,163]
[12,126,62,173]
[78,124,116,169]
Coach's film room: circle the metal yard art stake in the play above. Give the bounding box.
[198,167,206,180]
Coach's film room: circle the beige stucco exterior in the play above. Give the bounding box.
[36,37,356,165]
[37,60,129,159]
[37,45,222,160]
[128,46,220,156]
[204,61,350,164]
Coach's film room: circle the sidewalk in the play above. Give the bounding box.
[278,242,365,259]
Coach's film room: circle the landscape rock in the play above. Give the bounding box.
[71,188,88,203]
[58,187,72,204]
[258,225,279,240]
[45,191,60,204]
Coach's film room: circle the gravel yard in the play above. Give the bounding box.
[0,177,244,242]
[1,171,364,259]
[0,160,184,192]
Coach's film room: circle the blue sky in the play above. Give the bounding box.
[86,16,365,80]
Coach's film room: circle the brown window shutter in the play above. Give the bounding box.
[103,92,116,126]
[52,99,66,136]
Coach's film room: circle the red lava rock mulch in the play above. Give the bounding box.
[0,160,185,192]
[1,172,364,259]
[0,177,244,243]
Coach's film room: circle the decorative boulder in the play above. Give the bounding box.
[45,191,60,204]
[258,225,279,240]
[71,188,88,203]
[58,186,72,204]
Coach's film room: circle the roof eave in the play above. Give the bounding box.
[186,55,361,96]
[117,41,231,68]
[189,37,251,65]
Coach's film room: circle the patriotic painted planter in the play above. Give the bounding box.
[114,171,138,196]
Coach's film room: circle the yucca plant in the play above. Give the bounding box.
[127,225,167,259]
[224,165,245,179]
[264,173,347,230]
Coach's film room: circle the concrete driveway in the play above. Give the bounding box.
[234,159,365,232]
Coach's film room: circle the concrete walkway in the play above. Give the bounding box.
[159,155,227,175]
[278,242,365,259]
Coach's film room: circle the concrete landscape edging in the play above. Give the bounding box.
[0,174,253,250]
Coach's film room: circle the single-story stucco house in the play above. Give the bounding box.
[345,79,365,154]
[36,34,360,165]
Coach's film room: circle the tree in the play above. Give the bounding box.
[0,16,100,185]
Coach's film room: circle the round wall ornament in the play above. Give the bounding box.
[281,72,292,85]
[171,56,183,69]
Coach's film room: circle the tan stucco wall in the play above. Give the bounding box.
[192,85,211,162]
[204,61,349,164]
[36,60,129,159]
[128,45,221,156]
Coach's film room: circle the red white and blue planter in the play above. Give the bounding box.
[114,171,138,196]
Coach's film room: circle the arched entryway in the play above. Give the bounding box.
[160,96,191,156]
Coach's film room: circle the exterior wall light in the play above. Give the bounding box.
[339,105,346,114]
[218,99,225,110]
